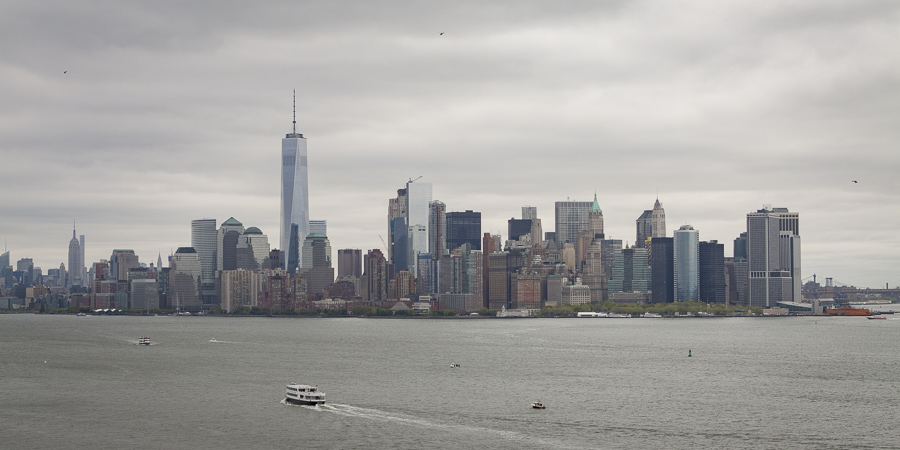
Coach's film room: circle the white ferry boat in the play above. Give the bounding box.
[138,337,151,345]
[285,384,326,406]
[641,312,662,318]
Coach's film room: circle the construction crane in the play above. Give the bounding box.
[408,176,422,184]
[378,235,388,253]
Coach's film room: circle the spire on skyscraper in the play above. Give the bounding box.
[292,89,297,135]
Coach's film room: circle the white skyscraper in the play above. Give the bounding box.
[281,92,309,272]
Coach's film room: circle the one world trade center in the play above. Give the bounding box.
[281,93,309,273]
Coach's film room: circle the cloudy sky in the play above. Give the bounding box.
[2,1,898,288]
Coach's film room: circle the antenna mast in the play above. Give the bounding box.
[292,89,297,134]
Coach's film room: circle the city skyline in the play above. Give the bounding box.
[1,1,898,288]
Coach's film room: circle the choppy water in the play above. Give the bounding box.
[2,314,898,449]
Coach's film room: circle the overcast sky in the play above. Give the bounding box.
[2,1,898,288]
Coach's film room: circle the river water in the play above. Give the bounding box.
[2,314,898,449]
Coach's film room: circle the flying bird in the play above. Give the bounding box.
[63,71,67,74]
[440,32,443,35]
[852,180,858,183]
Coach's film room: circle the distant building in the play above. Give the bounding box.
[298,233,334,297]
[554,200,592,246]
[650,237,674,303]
[217,217,245,272]
[169,247,202,311]
[337,249,362,279]
[192,218,217,304]
[446,210,481,252]
[281,94,310,271]
[428,201,447,258]
[67,225,83,288]
[747,207,800,307]
[699,241,726,303]
[674,225,699,302]
[636,198,666,248]
[308,220,327,236]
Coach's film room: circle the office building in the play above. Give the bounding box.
[67,225,83,288]
[522,206,537,220]
[699,240,726,303]
[281,93,309,270]
[674,225,699,302]
[429,201,447,258]
[309,220,327,236]
[650,237,674,303]
[635,198,666,248]
[191,218,217,303]
[337,249,362,279]
[747,207,800,307]
[554,200,592,246]
[217,217,245,272]
[169,247,202,311]
[446,210,481,251]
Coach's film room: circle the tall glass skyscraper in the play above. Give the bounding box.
[281,93,309,271]
[674,224,699,302]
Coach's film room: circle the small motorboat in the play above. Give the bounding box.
[450,363,461,368]
[867,316,886,320]
[531,402,545,409]
[138,337,151,345]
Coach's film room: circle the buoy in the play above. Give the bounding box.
[688,349,692,357]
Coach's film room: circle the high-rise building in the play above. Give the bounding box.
[446,210,481,252]
[67,224,83,288]
[299,233,334,297]
[508,219,533,242]
[650,237,674,303]
[554,200,592,247]
[169,247,202,311]
[636,198,666,248]
[308,220,327,236]
[699,240,726,303]
[482,233,501,308]
[428,201,447,258]
[237,227,270,270]
[674,225,699,302]
[109,249,138,282]
[191,218,217,304]
[217,217,245,272]
[747,207,800,307]
[522,206,537,220]
[337,249,362,278]
[281,92,309,271]
[365,249,388,304]
[609,247,650,294]
[405,180,432,267]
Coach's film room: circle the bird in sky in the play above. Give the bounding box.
[852,180,858,183]
[63,70,67,73]
[440,32,443,35]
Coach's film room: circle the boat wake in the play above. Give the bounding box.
[306,403,572,445]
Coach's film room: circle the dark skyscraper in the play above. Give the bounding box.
[699,240,726,303]
[651,237,674,303]
[446,210,481,252]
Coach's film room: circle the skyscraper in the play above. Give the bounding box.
[309,220,327,235]
[281,92,309,271]
[67,224,83,288]
[650,237,674,303]
[674,225,699,302]
[699,240,726,303]
[554,200,592,247]
[191,218,217,304]
[217,217,245,272]
[428,201,447,258]
[446,210,481,252]
[747,207,800,307]
[636,198,666,248]
[337,249,362,278]
[522,206,537,220]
